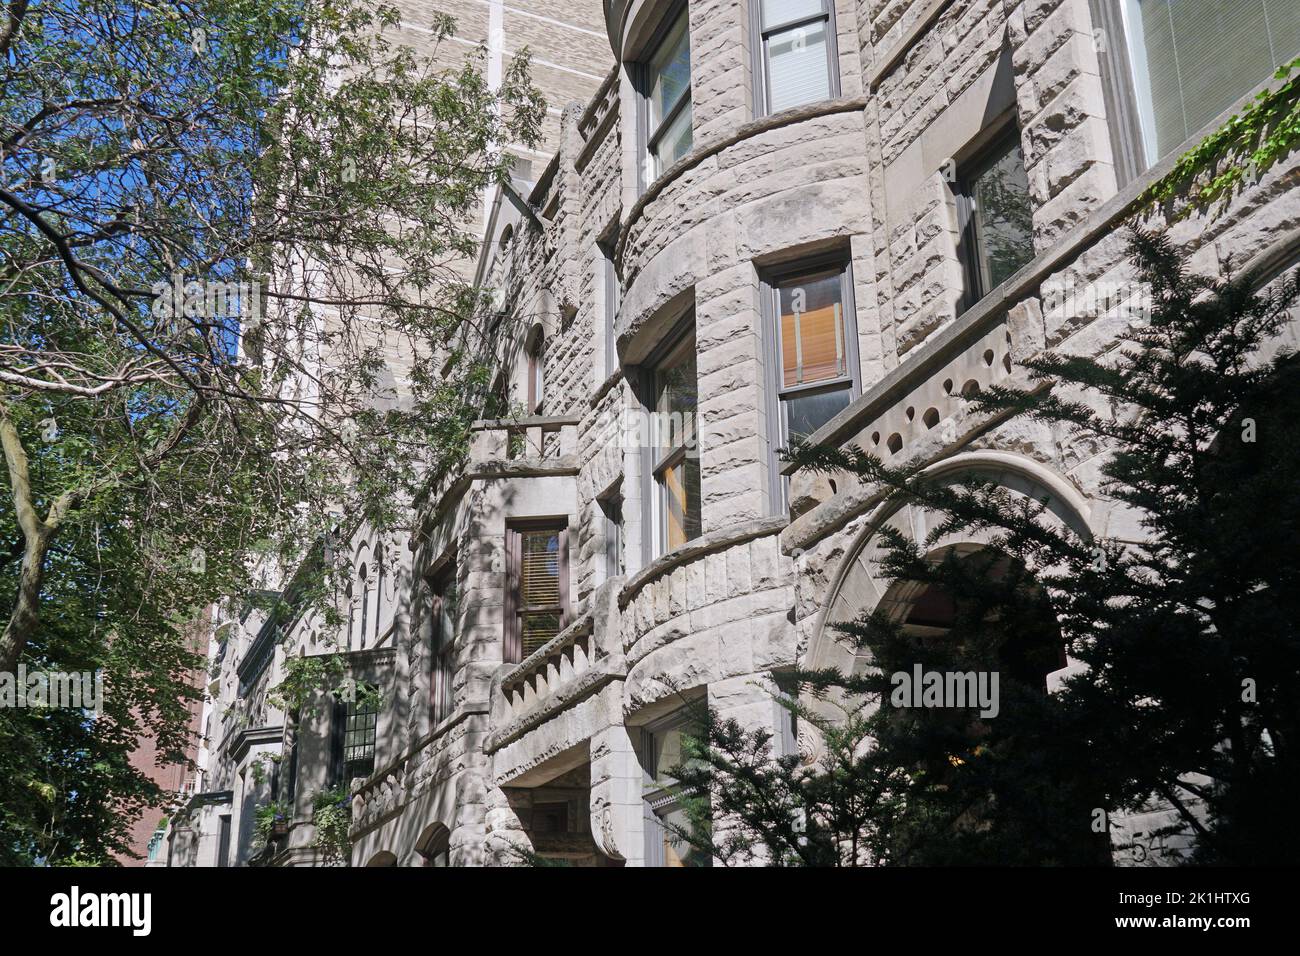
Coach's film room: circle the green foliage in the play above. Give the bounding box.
[681,231,1300,865]
[0,0,542,863]
[250,799,291,857]
[310,786,352,866]
[1139,56,1300,218]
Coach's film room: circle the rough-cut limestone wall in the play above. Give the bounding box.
[620,528,795,712]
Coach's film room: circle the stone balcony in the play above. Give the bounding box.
[486,580,626,767]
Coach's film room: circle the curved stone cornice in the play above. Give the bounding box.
[613,95,868,269]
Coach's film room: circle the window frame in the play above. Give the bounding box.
[955,123,1034,313]
[599,236,621,379]
[636,1,694,190]
[641,708,711,867]
[1089,0,1300,184]
[761,252,861,514]
[639,313,700,561]
[503,518,571,665]
[331,690,378,786]
[526,330,545,414]
[749,0,841,117]
[428,563,457,726]
[598,485,624,583]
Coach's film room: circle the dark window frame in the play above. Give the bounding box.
[749,0,841,117]
[331,690,378,786]
[760,251,861,514]
[503,518,571,664]
[955,122,1034,313]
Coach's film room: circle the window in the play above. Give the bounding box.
[505,521,569,663]
[217,814,232,868]
[526,331,544,414]
[429,564,457,725]
[956,127,1034,309]
[753,0,838,115]
[1118,0,1300,166]
[331,692,377,785]
[599,490,623,582]
[763,256,860,511]
[648,326,700,556]
[641,5,693,183]
[600,239,621,378]
[417,825,451,867]
[642,710,711,867]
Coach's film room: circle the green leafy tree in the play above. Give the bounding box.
[1,0,542,862]
[674,230,1300,866]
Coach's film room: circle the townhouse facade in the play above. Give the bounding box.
[166,0,1300,867]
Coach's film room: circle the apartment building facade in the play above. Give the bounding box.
[166,0,1300,866]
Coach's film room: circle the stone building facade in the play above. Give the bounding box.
[166,0,1300,866]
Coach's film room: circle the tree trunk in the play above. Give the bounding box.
[0,524,50,673]
[0,413,53,673]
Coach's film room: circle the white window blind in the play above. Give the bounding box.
[1127,0,1300,162]
[762,0,833,113]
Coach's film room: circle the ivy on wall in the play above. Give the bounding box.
[1139,56,1300,219]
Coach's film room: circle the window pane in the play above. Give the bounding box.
[783,385,852,442]
[970,139,1034,292]
[653,98,694,173]
[661,455,701,550]
[779,272,845,388]
[762,0,824,24]
[650,13,691,130]
[655,338,698,455]
[521,611,562,657]
[519,530,561,607]
[767,19,831,112]
[660,804,710,866]
[1128,0,1300,161]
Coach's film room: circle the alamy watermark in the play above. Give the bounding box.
[889,664,1000,719]
[0,664,103,715]
[150,271,262,327]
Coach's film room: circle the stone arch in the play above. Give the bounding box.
[414,821,452,867]
[802,451,1092,680]
[365,850,398,867]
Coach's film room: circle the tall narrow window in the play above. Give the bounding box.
[764,257,859,511]
[642,6,693,182]
[526,332,545,414]
[957,127,1034,309]
[643,710,711,866]
[332,692,377,785]
[429,565,457,725]
[505,522,569,663]
[650,329,700,555]
[1120,0,1300,165]
[755,0,837,114]
[601,240,621,378]
[217,814,232,868]
[599,490,624,582]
